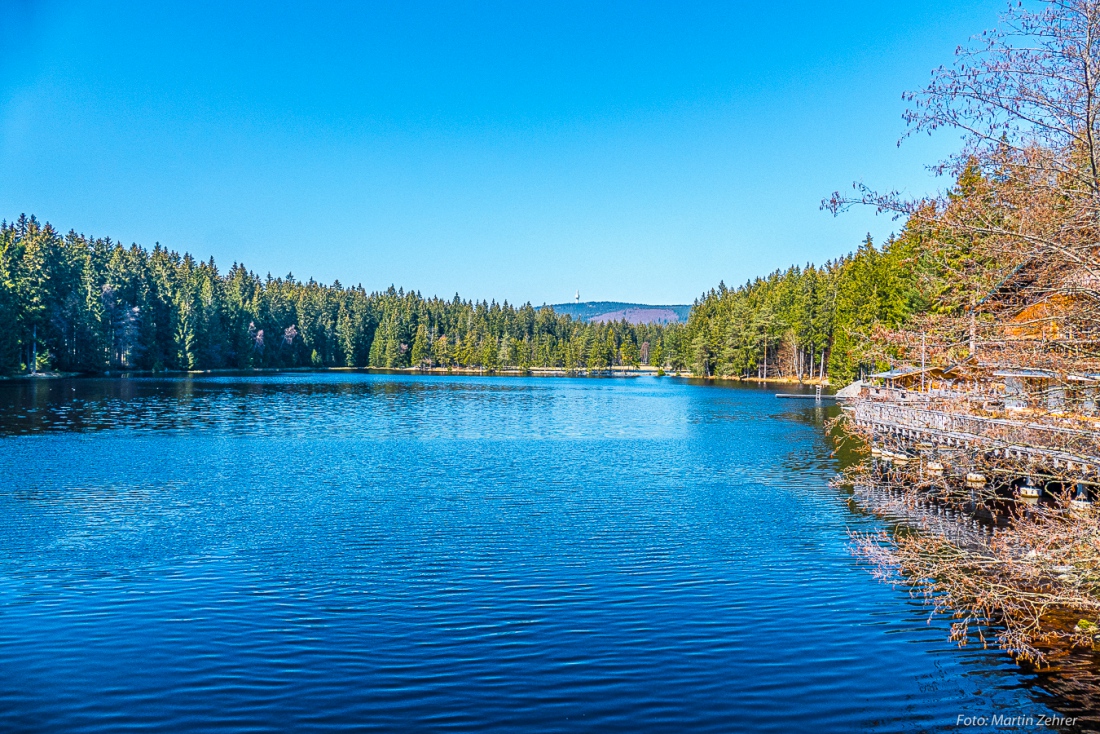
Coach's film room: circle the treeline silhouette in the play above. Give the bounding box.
[0,215,684,375]
[2,210,962,382]
[682,235,918,383]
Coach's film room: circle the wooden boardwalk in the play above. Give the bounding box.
[851,401,1100,474]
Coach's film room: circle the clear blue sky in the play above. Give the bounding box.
[1,0,1003,305]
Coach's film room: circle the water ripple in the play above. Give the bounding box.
[0,374,1083,732]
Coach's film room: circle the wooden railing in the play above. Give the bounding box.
[853,401,1100,467]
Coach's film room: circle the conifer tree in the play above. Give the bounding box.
[410,323,429,367]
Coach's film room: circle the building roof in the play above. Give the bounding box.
[975,257,1100,315]
[869,366,936,379]
[976,261,1031,309]
[992,368,1056,379]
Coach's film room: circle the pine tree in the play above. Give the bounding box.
[411,323,429,367]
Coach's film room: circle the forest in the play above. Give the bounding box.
[0,207,971,382]
[681,178,994,386]
[0,215,685,376]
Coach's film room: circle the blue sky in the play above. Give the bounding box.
[1,1,1003,305]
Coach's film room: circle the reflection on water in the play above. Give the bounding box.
[850,482,1100,728]
[0,373,1087,732]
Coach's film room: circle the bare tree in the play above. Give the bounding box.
[830,0,1100,666]
[828,0,1100,293]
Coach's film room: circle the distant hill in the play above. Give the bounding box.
[544,301,691,325]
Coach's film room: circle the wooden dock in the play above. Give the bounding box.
[776,384,834,401]
[851,401,1100,476]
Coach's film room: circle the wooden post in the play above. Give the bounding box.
[969,297,977,357]
[921,333,926,392]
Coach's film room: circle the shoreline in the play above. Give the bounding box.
[1,366,831,387]
[2,365,680,380]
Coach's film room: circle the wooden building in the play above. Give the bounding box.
[844,258,1100,498]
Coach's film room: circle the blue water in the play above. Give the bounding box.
[0,373,1082,731]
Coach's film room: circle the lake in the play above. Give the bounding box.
[0,373,1082,731]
